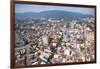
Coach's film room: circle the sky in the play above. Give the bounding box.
[15,4,95,15]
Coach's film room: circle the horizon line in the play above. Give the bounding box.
[15,10,94,15]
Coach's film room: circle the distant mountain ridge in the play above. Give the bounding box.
[15,10,93,20]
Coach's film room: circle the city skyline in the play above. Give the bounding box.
[14,3,95,67]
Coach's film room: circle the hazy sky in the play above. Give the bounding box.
[15,4,94,15]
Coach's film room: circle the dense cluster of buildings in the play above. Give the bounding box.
[15,17,95,66]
